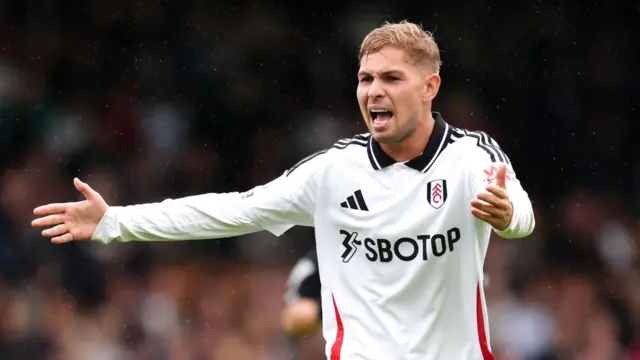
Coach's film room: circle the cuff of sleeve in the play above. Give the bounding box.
[493,201,521,239]
[91,206,121,244]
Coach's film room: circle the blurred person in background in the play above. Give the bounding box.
[282,248,322,338]
[281,248,323,359]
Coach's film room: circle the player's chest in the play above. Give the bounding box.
[318,163,470,267]
[320,163,468,230]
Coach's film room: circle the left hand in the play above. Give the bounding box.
[470,164,513,231]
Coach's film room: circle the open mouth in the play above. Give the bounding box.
[370,109,394,129]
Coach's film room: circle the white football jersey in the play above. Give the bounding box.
[92,112,535,360]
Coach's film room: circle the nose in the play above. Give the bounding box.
[368,78,384,98]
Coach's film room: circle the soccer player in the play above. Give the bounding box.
[282,248,323,359]
[31,20,535,359]
[282,248,322,338]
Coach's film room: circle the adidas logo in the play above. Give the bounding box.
[340,189,369,211]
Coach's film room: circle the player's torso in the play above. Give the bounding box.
[317,152,472,280]
[314,141,489,359]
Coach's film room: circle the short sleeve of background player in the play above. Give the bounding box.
[284,249,321,305]
[469,137,535,238]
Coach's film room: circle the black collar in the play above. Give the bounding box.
[366,112,449,173]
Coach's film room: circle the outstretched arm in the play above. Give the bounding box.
[32,153,326,244]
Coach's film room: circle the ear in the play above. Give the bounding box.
[422,72,441,102]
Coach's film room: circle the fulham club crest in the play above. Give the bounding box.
[426,179,448,209]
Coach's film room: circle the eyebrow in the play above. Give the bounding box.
[358,69,404,78]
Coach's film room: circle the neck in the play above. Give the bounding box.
[380,113,435,163]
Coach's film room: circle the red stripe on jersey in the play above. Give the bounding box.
[476,283,495,359]
[330,294,344,360]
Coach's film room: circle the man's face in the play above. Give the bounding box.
[357,45,439,144]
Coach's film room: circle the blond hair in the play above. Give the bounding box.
[359,20,442,74]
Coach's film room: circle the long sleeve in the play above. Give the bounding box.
[91,151,327,244]
[470,151,535,239]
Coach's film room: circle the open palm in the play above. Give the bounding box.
[31,178,109,244]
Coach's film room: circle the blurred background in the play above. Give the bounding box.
[0,1,639,359]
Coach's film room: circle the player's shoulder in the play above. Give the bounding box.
[327,133,371,154]
[285,133,370,176]
[446,124,511,164]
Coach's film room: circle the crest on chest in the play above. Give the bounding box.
[426,179,448,209]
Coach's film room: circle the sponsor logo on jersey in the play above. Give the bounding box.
[339,227,461,263]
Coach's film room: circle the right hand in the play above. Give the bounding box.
[31,178,109,244]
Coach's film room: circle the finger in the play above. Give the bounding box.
[476,193,506,209]
[471,208,498,226]
[31,214,65,228]
[34,203,68,216]
[471,200,504,217]
[485,185,508,199]
[42,224,69,238]
[74,178,96,201]
[51,233,75,244]
[495,164,507,189]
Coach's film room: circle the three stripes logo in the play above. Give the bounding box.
[340,189,369,211]
[426,179,448,209]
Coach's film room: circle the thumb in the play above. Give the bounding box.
[74,178,96,200]
[496,164,507,188]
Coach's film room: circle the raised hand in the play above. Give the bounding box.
[470,164,513,231]
[31,178,109,244]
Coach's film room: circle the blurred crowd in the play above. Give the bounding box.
[0,1,639,359]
